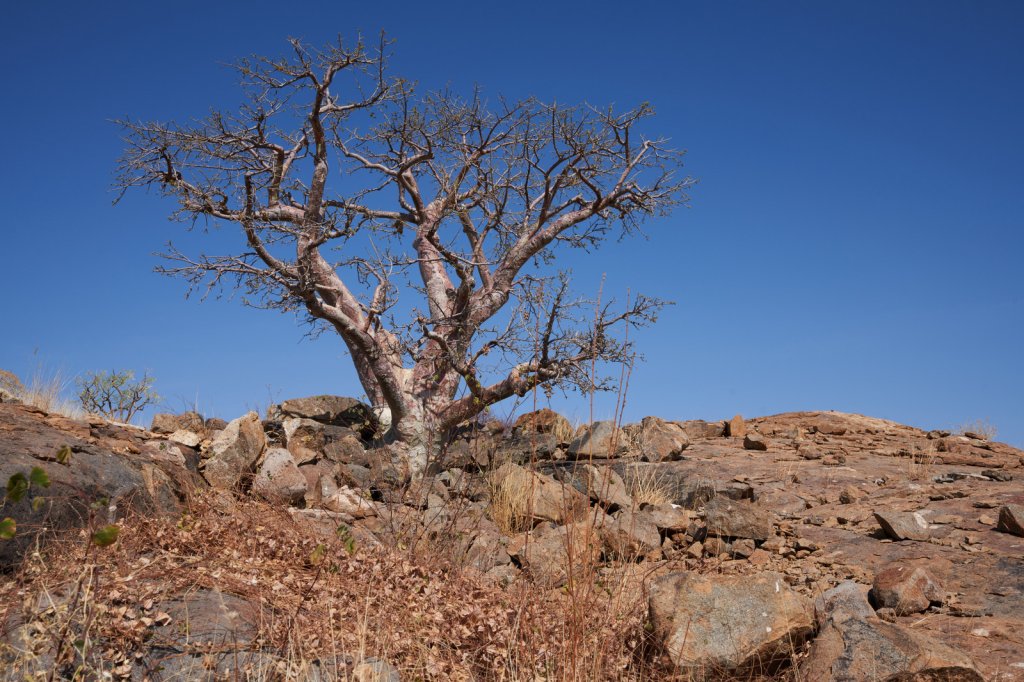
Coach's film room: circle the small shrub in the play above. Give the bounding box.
[0,368,24,399]
[76,369,159,423]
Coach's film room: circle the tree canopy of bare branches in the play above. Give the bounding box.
[116,35,694,476]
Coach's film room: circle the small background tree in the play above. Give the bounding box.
[117,35,693,474]
[77,370,159,423]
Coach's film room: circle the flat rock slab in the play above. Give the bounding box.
[874,510,935,541]
[704,497,773,541]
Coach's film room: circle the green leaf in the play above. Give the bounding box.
[31,497,46,512]
[308,543,327,566]
[56,445,72,465]
[6,473,28,502]
[91,525,120,547]
[0,517,15,539]
[29,467,50,488]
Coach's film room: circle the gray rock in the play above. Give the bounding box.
[251,448,307,505]
[633,416,690,462]
[0,404,193,570]
[568,421,626,458]
[168,429,202,448]
[272,395,376,435]
[491,462,588,525]
[649,571,814,674]
[743,432,769,451]
[874,510,934,542]
[202,412,266,490]
[704,498,773,541]
[558,463,633,511]
[601,509,663,559]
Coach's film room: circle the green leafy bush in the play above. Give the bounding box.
[76,369,159,423]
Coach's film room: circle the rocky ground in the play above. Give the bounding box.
[0,386,1021,680]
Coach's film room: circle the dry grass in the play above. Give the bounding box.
[954,418,998,441]
[19,366,84,419]
[903,449,937,482]
[623,464,673,508]
[486,465,534,536]
[0,493,668,681]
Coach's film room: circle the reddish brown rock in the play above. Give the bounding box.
[871,564,943,616]
[512,408,574,443]
[996,504,1024,536]
[725,414,747,438]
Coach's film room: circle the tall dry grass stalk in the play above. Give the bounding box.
[955,418,998,440]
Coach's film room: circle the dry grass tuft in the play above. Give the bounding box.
[623,465,673,508]
[955,418,998,441]
[486,465,534,536]
[19,366,84,419]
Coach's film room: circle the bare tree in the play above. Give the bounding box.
[116,35,693,476]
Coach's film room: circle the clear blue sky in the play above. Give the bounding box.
[2,1,1021,445]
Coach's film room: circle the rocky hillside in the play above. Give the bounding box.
[0,392,1021,680]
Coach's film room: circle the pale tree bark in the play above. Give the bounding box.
[116,35,695,477]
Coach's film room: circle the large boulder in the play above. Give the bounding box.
[601,509,662,560]
[568,421,626,458]
[556,463,633,511]
[0,404,195,570]
[649,571,814,674]
[271,395,376,436]
[490,462,588,526]
[704,498,774,541]
[802,582,982,681]
[202,412,266,490]
[508,521,603,587]
[631,416,690,462]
